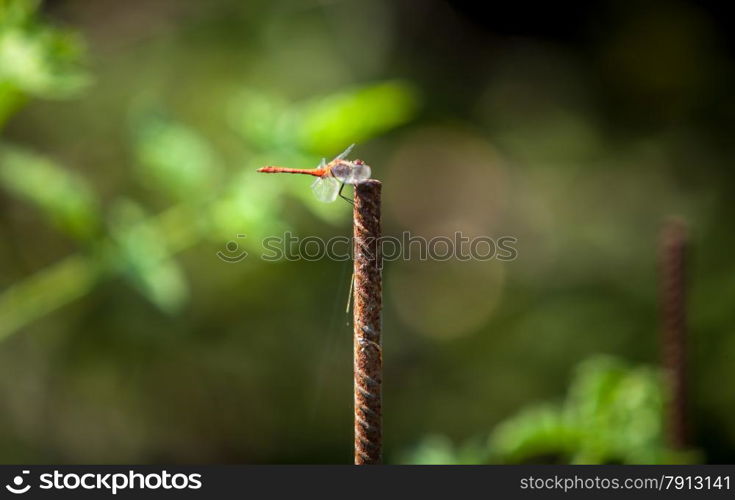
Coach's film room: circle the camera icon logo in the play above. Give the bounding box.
[5,470,31,494]
[216,234,248,263]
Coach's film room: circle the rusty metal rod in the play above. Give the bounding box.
[659,217,689,450]
[352,180,383,464]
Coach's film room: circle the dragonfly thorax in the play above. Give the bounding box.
[331,161,371,184]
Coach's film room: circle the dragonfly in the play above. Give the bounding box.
[257,144,371,203]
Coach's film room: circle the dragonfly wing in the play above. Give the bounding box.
[311,175,340,203]
[335,143,355,161]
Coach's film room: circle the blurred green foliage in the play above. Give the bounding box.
[298,81,419,152]
[0,0,87,125]
[131,112,219,202]
[229,81,418,154]
[107,199,187,313]
[490,356,672,464]
[0,143,98,240]
[403,356,700,464]
[0,1,418,337]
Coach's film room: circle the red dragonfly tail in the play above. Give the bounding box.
[257,166,325,177]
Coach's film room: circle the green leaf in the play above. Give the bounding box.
[131,113,218,201]
[107,200,188,313]
[488,355,672,464]
[398,435,462,465]
[0,0,89,100]
[489,404,579,464]
[299,80,419,153]
[0,143,99,240]
[0,254,97,342]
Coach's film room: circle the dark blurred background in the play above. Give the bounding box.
[0,0,734,463]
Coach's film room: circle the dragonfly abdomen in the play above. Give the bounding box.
[257,167,326,177]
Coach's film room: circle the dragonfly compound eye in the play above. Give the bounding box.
[351,163,372,183]
[354,162,372,182]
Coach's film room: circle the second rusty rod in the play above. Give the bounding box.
[660,217,689,450]
[352,179,383,465]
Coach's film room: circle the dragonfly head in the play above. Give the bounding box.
[351,160,371,183]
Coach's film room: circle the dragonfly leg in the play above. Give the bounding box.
[338,182,354,206]
[345,272,355,314]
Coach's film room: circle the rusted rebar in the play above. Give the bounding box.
[659,217,689,450]
[352,180,382,465]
